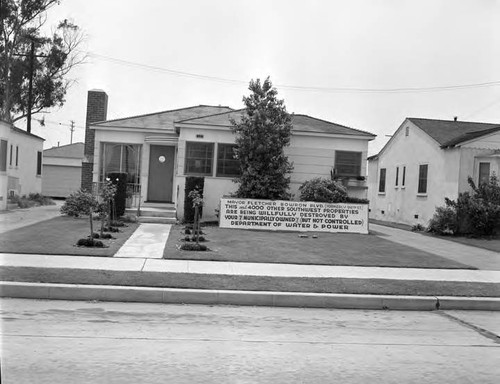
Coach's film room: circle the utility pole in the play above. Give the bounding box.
[70,120,75,144]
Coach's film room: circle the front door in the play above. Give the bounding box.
[148,145,175,202]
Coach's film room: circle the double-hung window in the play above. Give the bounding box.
[216,144,240,177]
[185,142,214,176]
[418,164,428,194]
[0,140,7,172]
[36,151,42,176]
[379,168,386,193]
[479,162,490,185]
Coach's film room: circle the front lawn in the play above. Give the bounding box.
[0,216,139,256]
[163,225,475,269]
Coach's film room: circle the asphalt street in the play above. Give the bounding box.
[1,299,499,383]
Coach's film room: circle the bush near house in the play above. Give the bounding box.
[299,177,369,204]
[9,193,55,208]
[428,175,500,237]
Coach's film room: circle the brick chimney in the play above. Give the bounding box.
[81,90,108,191]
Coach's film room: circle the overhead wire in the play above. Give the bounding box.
[89,52,500,94]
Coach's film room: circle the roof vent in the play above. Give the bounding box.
[454,116,458,121]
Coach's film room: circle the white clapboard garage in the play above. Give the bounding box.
[42,143,84,198]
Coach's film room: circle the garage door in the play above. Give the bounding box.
[42,165,82,198]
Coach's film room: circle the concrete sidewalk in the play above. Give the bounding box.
[1,253,499,283]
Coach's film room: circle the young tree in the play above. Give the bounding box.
[231,77,293,200]
[0,0,85,124]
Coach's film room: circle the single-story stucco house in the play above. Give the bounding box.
[0,119,44,209]
[367,117,500,226]
[81,90,376,221]
[42,142,84,198]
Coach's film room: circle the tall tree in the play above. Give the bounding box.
[231,77,294,200]
[0,0,85,124]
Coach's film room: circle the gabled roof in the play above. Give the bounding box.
[177,109,376,137]
[408,118,500,147]
[91,105,233,130]
[43,142,84,158]
[11,125,44,141]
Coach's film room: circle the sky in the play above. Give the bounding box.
[22,0,500,155]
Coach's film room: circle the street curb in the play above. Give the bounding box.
[2,281,500,310]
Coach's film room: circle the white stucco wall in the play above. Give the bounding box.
[93,124,372,222]
[368,120,461,226]
[0,121,43,209]
[177,127,371,221]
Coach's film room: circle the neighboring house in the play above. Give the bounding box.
[82,90,375,221]
[42,142,84,198]
[367,117,500,226]
[0,120,44,210]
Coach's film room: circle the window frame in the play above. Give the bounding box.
[378,168,386,193]
[216,143,240,178]
[417,164,428,194]
[184,141,214,176]
[402,165,406,187]
[395,166,399,187]
[36,151,42,176]
[334,150,362,177]
[9,144,13,166]
[100,143,142,184]
[0,140,7,172]
[15,146,19,167]
[478,162,490,186]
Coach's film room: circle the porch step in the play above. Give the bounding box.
[134,202,178,224]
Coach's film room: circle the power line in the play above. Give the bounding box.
[89,52,500,94]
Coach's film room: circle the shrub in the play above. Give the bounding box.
[299,177,347,203]
[76,238,104,247]
[427,206,458,235]
[346,196,369,204]
[429,175,500,237]
[28,193,55,206]
[180,243,208,251]
[61,189,98,218]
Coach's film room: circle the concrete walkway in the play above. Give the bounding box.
[0,201,63,234]
[370,224,500,270]
[114,224,171,259]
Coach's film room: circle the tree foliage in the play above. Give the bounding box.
[0,0,85,122]
[231,77,293,200]
[299,177,348,203]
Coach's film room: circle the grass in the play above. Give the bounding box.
[0,216,139,256]
[163,225,475,269]
[2,267,498,297]
[370,219,500,253]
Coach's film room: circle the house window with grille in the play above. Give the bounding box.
[216,144,240,177]
[335,151,362,177]
[185,142,214,176]
[479,162,490,185]
[418,164,428,194]
[379,168,386,193]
